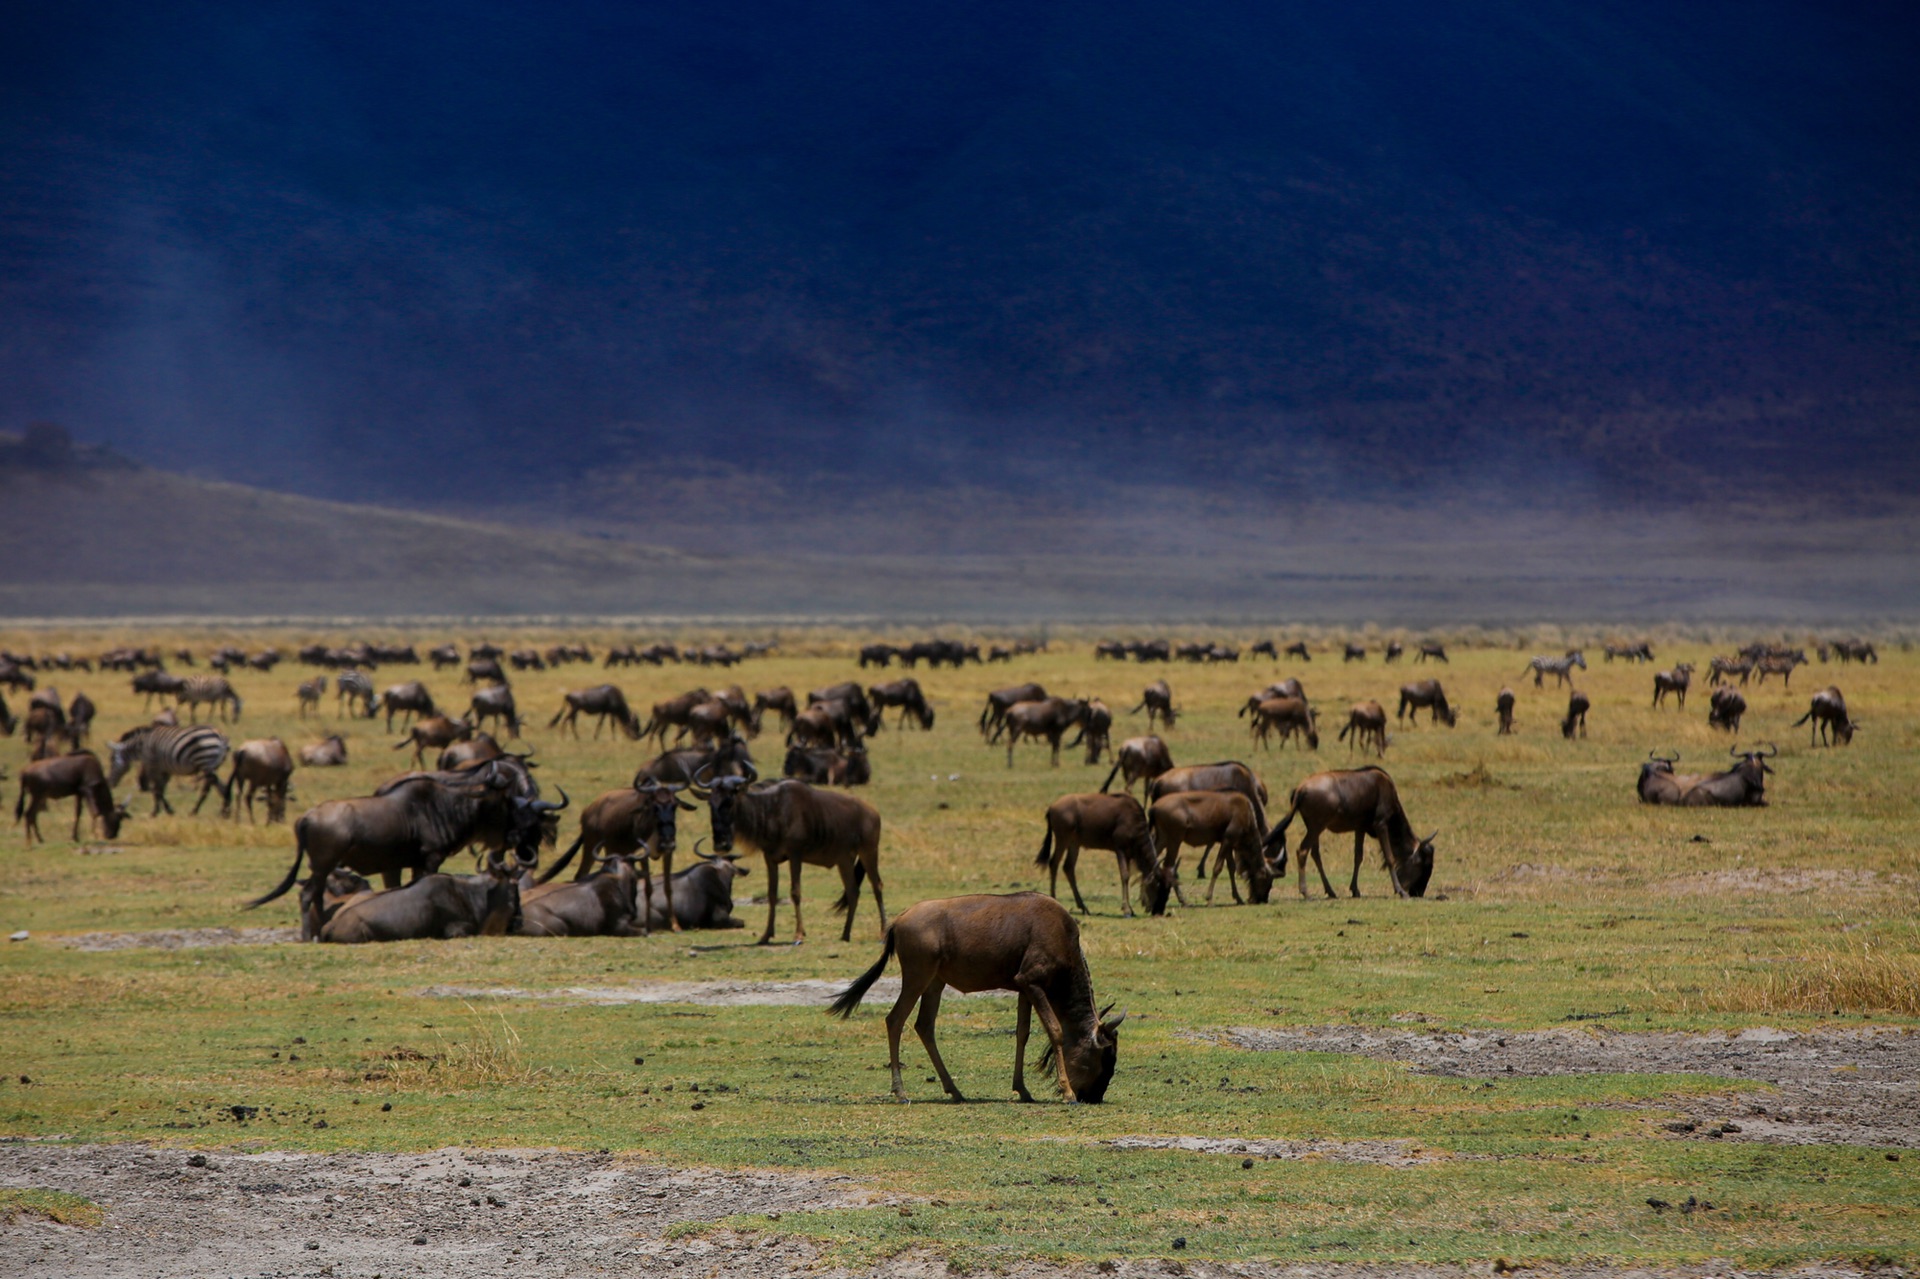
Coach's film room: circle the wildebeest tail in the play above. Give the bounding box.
[246,817,308,908]
[1098,759,1121,793]
[827,926,896,1018]
[535,832,586,884]
[1035,826,1053,867]
[831,858,867,914]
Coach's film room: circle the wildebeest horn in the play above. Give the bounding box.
[1101,1008,1128,1031]
[1099,1001,1116,1018]
[693,836,716,861]
[1759,741,1778,757]
[532,786,569,813]
[738,758,759,783]
[515,844,539,868]
[1423,829,1439,844]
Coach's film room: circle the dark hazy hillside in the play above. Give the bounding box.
[2,1,1917,514]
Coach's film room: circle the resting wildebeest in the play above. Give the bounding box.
[979,683,1047,741]
[1397,680,1457,727]
[1338,701,1389,757]
[1099,736,1173,794]
[518,851,646,937]
[1560,690,1591,739]
[639,855,748,931]
[1793,687,1858,746]
[301,735,348,767]
[468,685,522,737]
[249,760,564,939]
[1636,745,1774,806]
[14,751,130,845]
[320,852,532,943]
[393,714,473,767]
[1495,688,1516,736]
[1521,651,1586,688]
[1267,766,1436,899]
[1247,697,1318,752]
[1707,686,1748,732]
[1652,664,1694,709]
[227,738,295,823]
[828,892,1124,1104]
[1002,697,1091,767]
[376,681,436,731]
[783,743,872,786]
[693,761,885,945]
[868,678,935,730]
[1034,792,1172,918]
[1130,680,1177,730]
[1150,790,1275,906]
[549,685,642,739]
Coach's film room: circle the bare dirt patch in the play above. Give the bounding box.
[1224,1025,1920,1148]
[1658,867,1908,897]
[1100,1135,1431,1166]
[418,979,1012,1007]
[60,927,301,952]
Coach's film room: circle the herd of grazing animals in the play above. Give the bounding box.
[0,630,1890,1101]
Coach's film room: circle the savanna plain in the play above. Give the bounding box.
[1,626,1916,1276]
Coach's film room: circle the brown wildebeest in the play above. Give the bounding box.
[1248,678,1305,704]
[1267,766,1436,899]
[1247,697,1318,751]
[301,735,348,766]
[1130,680,1176,730]
[376,680,437,731]
[1285,641,1311,661]
[1652,664,1693,709]
[1495,688,1516,736]
[786,703,841,751]
[1068,698,1113,765]
[1149,790,1275,906]
[1793,687,1858,746]
[808,682,878,731]
[1636,745,1774,806]
[980,682,1047,740]
[1100,736,1173,794]
[782,743,872,786]
[1560,690,1591,739]
[1002,697,1091,767]
[1384,640,1406,662]
[468,685,522,737]
[321,854,531,943]
[1397,680,1457,727]
[0,691,14,737]
[828,892,1124,1104]
[1144,762,1269,838]
[227,738,295,823]
[438,733,505,770]
[1414,642,1448,663]
[867,678,934,730]
[1605,641,1654,663]
[753,687,798,732]
[15,751,130,845]
[1343,643,1367,663]
[680,698,734,747]
[66,691,95,746]
[519,852,648,938]
[1707,686,1747,732]
[1338,701,1389,756]
[393,714,473,767]
[858,643,898,668]
[633,735,755,788]
[296,676,327,718]
[1034,792,1171,917]
[640,688,713,747]
[510,648,547,672]
[693,761,885,945]
[534,777,692,897]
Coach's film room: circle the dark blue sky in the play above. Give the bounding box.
[3,1,1917,505]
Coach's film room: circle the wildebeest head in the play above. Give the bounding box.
[507,781,569,861]
[634,779,694,857]
[1043,1004,1126,1104]
[1399,830,1437,898]
[691,761,761,853]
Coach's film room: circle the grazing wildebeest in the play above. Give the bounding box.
[858,643,898,668]
[1636,745,1774,807]
[1143,762,1270,859]
[392,715,473,767]
[1250,640,1276,659]
[1068,698,1114,765]
[1605,642,1655,663]
[867,678,934,730]
[228,738,295,823]
[1099,736,1173,794]
[828,892,1124,1104]
[374,681,436,731]
[321,854,531,943]
[1793,687,1858,746]
[1707,686,1747,733]
[1383,641,1405,662]
[132,669,184,708]
[1267,767,1435,899]
[980,683,1047,741]
[509,648,546,672]
[548,685,642,739]
[692,762,885,945]
[640,688,713,747]
[1095,640,1127,661]
[301,735,348,767]
[1397,680,1457,727]
[15,751,130,845]
[1495,688,1516,735]
[469,685,523,737]
[1285,641,1312,661]
[1130,680,1176,730]
[429,644,462,670]
[1414,642,1448,663]
[1832,639,1878,664]
[65,692,95,746]
[24,690,65,754]
[753,687,798,732]
[1035,793,1171,918]
[1150,790,1275,906]
[1344,642,1368,664]
[1002,697,1091,767]
[108,724,231,816]
[464,656,508,686]
[296,676,327,718]
[1338,701,1389,756]
[1652,664,1694,710]
[250,760,564,939]
[783,743,872,786]
[1522,651,1586,688]
[1247,697,1318,752]
[1560,690,1591,739]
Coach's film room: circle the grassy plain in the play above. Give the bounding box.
[1,628,1917,1268]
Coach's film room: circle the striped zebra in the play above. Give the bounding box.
[1520,650,1586,689]
[335,669,376,718]
[177,675,244,723]
[296,675,327,718]
[108,724,232,816]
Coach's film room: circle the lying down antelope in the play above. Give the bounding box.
[829,892,1124,1104]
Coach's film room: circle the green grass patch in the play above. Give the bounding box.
[0,1187,105,1227]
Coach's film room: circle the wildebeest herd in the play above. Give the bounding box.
[0,632,1882,1101]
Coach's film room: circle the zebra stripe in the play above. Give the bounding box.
[335,669,376,717]
[177,675,243,720]
[110,724,231,793]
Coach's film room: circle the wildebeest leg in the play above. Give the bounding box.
[298,876,325,942]
[1049,732,1062,767]
[637,851,654,937]
[863,849,887,933]
[1012,993,1037,1102]
[1193,840,1215,881]
[70,794,87,841]
[913,985,964,1101]
[757,853,781,944]
[1024,985,1079,1102]
[1060,843,1090,915]
[1302,831,1336,898]
[1348,830,1369,897]
[788,858,807,944]
[1205,849,1229,905]
[836,860,860,941]
[882,965,939,1101]
[1165,843,1191,907]
[382,870,403,888]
